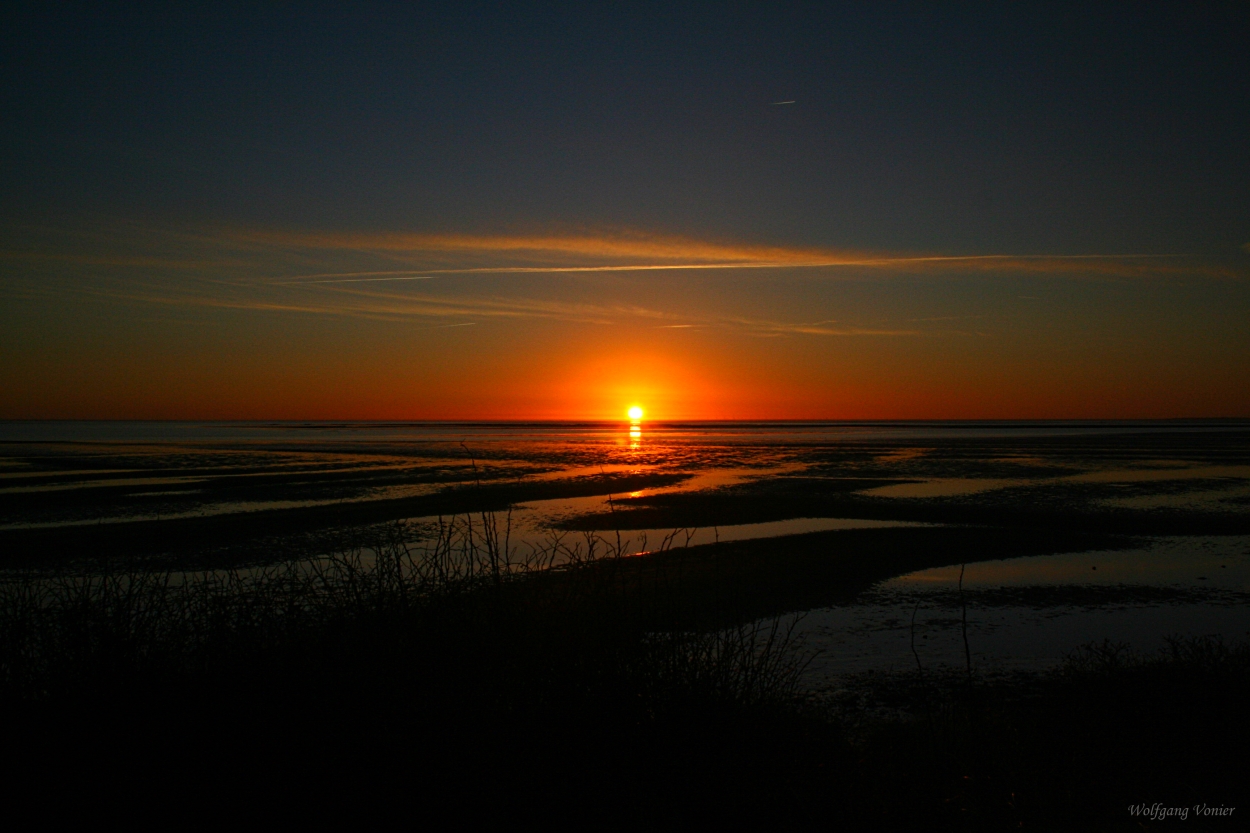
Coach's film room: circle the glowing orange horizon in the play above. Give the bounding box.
[3,226,1248,422]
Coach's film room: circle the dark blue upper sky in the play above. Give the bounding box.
[5,2,1248,254]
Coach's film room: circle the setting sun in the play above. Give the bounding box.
[627,406,644,421]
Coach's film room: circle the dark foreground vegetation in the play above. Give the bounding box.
[2,515,1246,829]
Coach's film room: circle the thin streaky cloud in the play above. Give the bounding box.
[74,277,940,339]
[16,224,1239,281]
[770,100,796,105]
[0,249,225,269]
[751,323,922,337]
[790,326,922,336]
[219,228,1230,279]
[301,284,665,322]
[299,276,436,284]
[229,228,871,264]
[80,283,633,326]
[385,256,1183,275]
[273,270,441,282]
[714,313,922,337]
[240,232,1175,266]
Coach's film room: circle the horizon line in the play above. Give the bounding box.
[3,417,1248,425]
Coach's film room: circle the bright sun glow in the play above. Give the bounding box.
[627,406,644,421]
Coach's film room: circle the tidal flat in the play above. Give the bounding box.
[2,421,1248,826]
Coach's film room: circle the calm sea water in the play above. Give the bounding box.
[1,418,1243,444]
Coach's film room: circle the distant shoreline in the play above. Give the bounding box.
[3,416,1249,446]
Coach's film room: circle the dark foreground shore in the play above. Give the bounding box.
[3,426,1248,826]
[3,522,1246,829]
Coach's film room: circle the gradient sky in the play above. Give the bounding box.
[3,3,1248,420]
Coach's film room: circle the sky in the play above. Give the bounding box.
[2,3,1248,420]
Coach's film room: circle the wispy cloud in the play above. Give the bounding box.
[6,221,1241,281]
[0,249,225,270]
[69,273,940,338]
[13,219,1229,337]
[224,228,1234,281]
[232,228,874,269]
[81,279,658,327]
[716,315,925,337]
[296,275,436,284]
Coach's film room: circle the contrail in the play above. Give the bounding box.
[770,100,795,105]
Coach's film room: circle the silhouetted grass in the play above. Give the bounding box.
[0,512,831,822]
[2,513,1247,827]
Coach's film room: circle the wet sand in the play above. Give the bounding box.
[3,421,1249,678]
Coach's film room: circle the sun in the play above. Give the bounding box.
[627,405,644,421]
